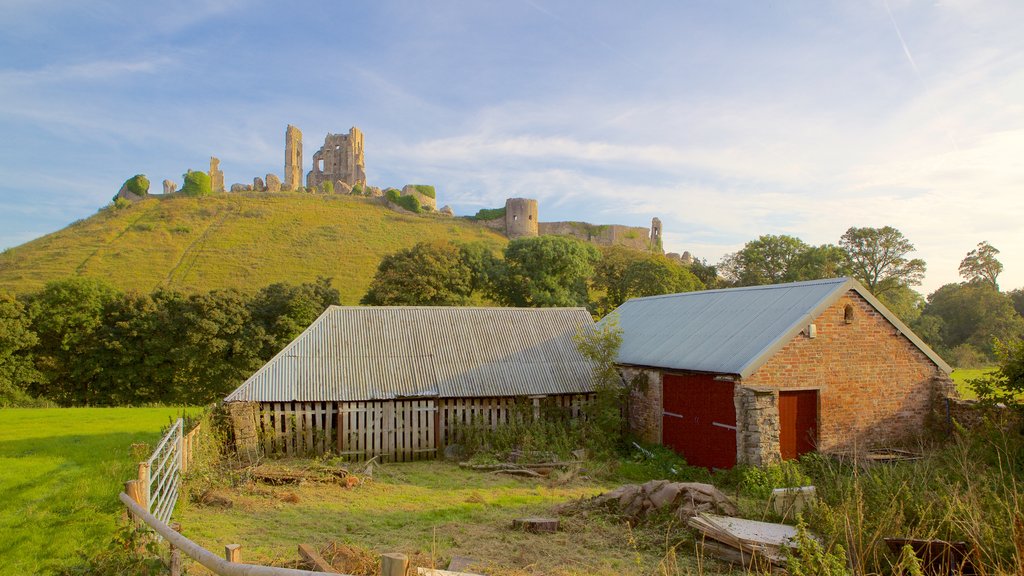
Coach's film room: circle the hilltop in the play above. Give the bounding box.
[0,193,507,303]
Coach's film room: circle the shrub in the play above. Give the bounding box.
[386,189,421,213]
[472,207,506,221]
[322,180,334,194]
[122,174,149,196]
[180,170,211,197]
[352,183,364,196]
[410,184,436,199]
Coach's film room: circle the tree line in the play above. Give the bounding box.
[0,278,339,407]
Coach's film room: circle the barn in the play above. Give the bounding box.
[224,306,596,461]
[611,277,954,468]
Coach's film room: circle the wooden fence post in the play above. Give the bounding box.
[137,462,150,511]
[380,553,409,576]
[124,480,144,526]
[169,522,182,576]
[225,543,242,563]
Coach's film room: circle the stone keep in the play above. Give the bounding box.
[306,127,366,190]
[505,198,539,239]
[650,217,662,251]
[284,125,303,191]
[210,156,225,193]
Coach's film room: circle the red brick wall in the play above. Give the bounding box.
[743,290,944,453]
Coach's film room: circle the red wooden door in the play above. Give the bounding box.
[778,390,818,459]
[661,373,736,469]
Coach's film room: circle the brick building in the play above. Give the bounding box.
[611,277,954,468]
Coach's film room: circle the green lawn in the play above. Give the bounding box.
[950,367,996,399]
[0,407,196,575]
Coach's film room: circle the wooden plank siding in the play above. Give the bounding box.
[255,394,593,462]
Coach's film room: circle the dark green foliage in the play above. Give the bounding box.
[1010,288,1024,317]
[123,174,149,196]
[15,278,340,406]
[687,257,720,288]
[385,188,421,213]
[457,241,502,295]
[456,399,583,461]
[471,207,506,221]
[916,282,1024,359]
[969,338,1024,410]
[361,241,474,305]
[0,292,42,405]
[410,184,436,199]
[181,169,212,197]
[592,246,703,316]
[840,226,926,296]
[876,284,925,326]
[490,236,599,307]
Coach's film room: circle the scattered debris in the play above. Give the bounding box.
[562,480,737,522]
[884,538,978,576]
[512,517,560,533]
[197,488,234,508]
[459,461,582,474]
[248,462,352,486]
[492,469,542,478]
[833,448,923,466]
[297,543,341,573]
[318,542,378,575]
[418,569,484,576]
[447,556,482,572]
[278,491,301,504]
[688,513,800,568]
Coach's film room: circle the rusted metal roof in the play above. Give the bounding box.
[611,277,951,378]
[225,306,596,402]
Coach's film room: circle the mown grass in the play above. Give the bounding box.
[0,193,507,303]
[951,366,996,399]
[0,407,197,575]
[177,460,731,576]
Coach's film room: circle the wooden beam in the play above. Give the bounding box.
[225,544,242,563]
[298,544,340,574]
[380,553,409,576]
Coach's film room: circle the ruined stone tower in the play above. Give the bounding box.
[650,217,662,252]
[209,156,224,193]
[306,127,366,190]
[505,198,539,239]
[284,125,303,191]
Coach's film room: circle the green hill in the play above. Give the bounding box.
[0,193,508,303]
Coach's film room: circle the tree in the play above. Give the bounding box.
[592,246,703,315]
[574,314,625,456]
[718,235,843,287]
[0,293,42,405]
[839,226,926,296]
[27,277,119,405]
[959,241,1003,290]
[1009,289,1024,318]
[181,169,211,197]
[361,241,474,306]
[917,282,1024,360]
[250,278,340,357]
[688,257,720,289]
[968,338,1024,411]
[876,284,925,326]
[490,236,600,307]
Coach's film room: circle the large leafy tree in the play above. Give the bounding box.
[958,241,1003,290]
[27,277,119,405]
[718,235,847,287]
[917,282,1024,359]
[251,278,340,357]
[0,293,42,405]
[839,226,926,296]
[969,338,1024,411]
[362,241,475,306]
[592,246,703,315]
[491,236,600,307]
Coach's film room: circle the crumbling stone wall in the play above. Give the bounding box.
[227,401,261,462]
[538,221,654,251]
[743,291,947,454]
[209,156,224,193]
[734,386,781,466]
[306,127,366,190]
[619,366,662,444]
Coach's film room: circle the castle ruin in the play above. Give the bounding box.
[306,127,366,190]
[505,198,539,239]
[284,125,303,191]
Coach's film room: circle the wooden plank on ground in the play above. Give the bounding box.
[297,543,340,573]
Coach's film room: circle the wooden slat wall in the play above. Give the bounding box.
[256,394,593,461]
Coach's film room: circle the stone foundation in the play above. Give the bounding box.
[619,367,662,444]
[734,386,780,466]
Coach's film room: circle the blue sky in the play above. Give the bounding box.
[1,0,1022,294]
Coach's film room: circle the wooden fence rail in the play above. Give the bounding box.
[119,492,347,576]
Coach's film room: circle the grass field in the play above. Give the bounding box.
[0,192,507,303]
[177,460,731,576]
[0,407,197,575]
[950,367,996,399]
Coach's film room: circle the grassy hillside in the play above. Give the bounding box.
[0,407,197,575]
[0,193,507,303]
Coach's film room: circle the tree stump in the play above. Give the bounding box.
[512,517,559,533]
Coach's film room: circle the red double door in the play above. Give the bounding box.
[662,373,736,469]
[662,374,819,468]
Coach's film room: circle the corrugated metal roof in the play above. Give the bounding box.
[611,277,951,378]
[225,306,596,402]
